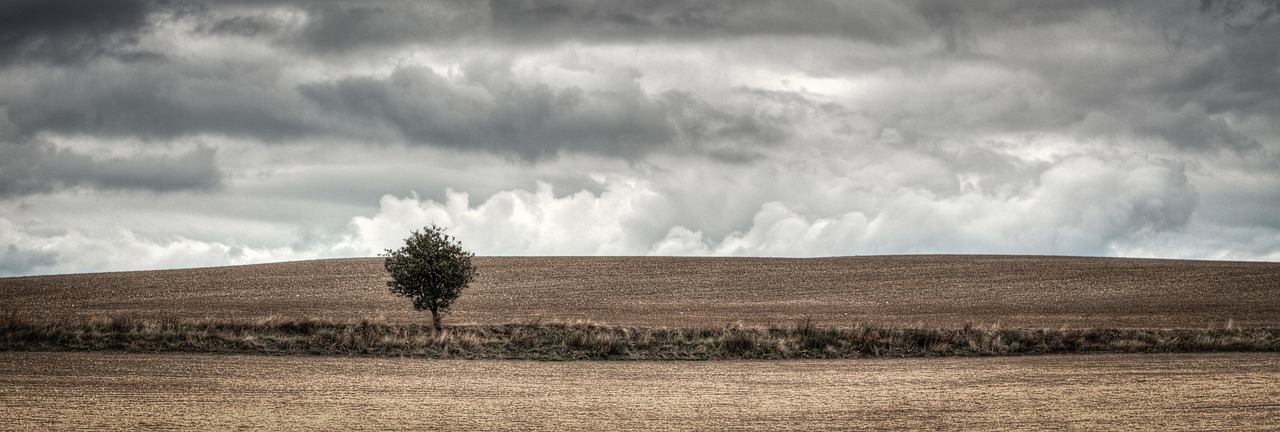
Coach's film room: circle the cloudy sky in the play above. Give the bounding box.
[2,0,1279,276]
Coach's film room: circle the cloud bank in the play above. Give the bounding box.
[340,152,1199,257]
[1,0,1278,276]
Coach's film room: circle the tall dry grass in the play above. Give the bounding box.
[2,315,1275,360]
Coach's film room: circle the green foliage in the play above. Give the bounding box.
[383,225,476,330]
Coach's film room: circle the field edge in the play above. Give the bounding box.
[3,315,1276,360]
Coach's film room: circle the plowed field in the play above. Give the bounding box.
[1,351,1275,431]
[4,255,1278,328]
[3,256,1279,430]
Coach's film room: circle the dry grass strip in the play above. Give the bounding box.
[3,315,1275,360]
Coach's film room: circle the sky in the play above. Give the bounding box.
[2,0,1279,276]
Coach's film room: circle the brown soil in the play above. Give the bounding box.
[1,351,1275,431]
[3,255,1278,328]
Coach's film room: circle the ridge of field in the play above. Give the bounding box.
[3,255,1278,328]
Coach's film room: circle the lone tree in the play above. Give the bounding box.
[383,225,477,331]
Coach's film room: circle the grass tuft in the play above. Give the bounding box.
[1,315,1276,360]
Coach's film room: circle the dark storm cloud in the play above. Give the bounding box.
[182,0,1122,52]
[1196,0,1280,115]
[824,0,1280,154]
[488,0,924,44]
[1032,1,1280,152]
[0,0,804,160]
[3,0,1274,158]
[0,140,221,196]
[298,64,675,160]
[292,0,488,51]
[0,61,318,142]
[298,63,794,160]
[430,0,1277,155]
[0,0,159,66]
[213,0,1112,51]
[0,244,56,276]
[200,14,284,38]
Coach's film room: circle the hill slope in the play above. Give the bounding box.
[3,255,1277,328]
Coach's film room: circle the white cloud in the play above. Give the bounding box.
[0,217,300,276]
[338,152,1203,259]
[340,176,669,256]
[689,202,871,256]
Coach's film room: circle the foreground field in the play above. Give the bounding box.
[1,351,1275,431]
[3,257,1276,429]
[4,255,1279,328]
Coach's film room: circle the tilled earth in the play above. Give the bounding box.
[3,255,1277,328]
[0,351,1275,431]
[3,256,1278,430]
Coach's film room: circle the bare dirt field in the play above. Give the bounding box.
[2,256,1278,429]
[0,351,1275,431]
[3,255,1278,328]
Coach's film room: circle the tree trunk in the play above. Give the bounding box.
[430,306,442,332]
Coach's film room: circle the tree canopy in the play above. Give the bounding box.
[383,225,476,331]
